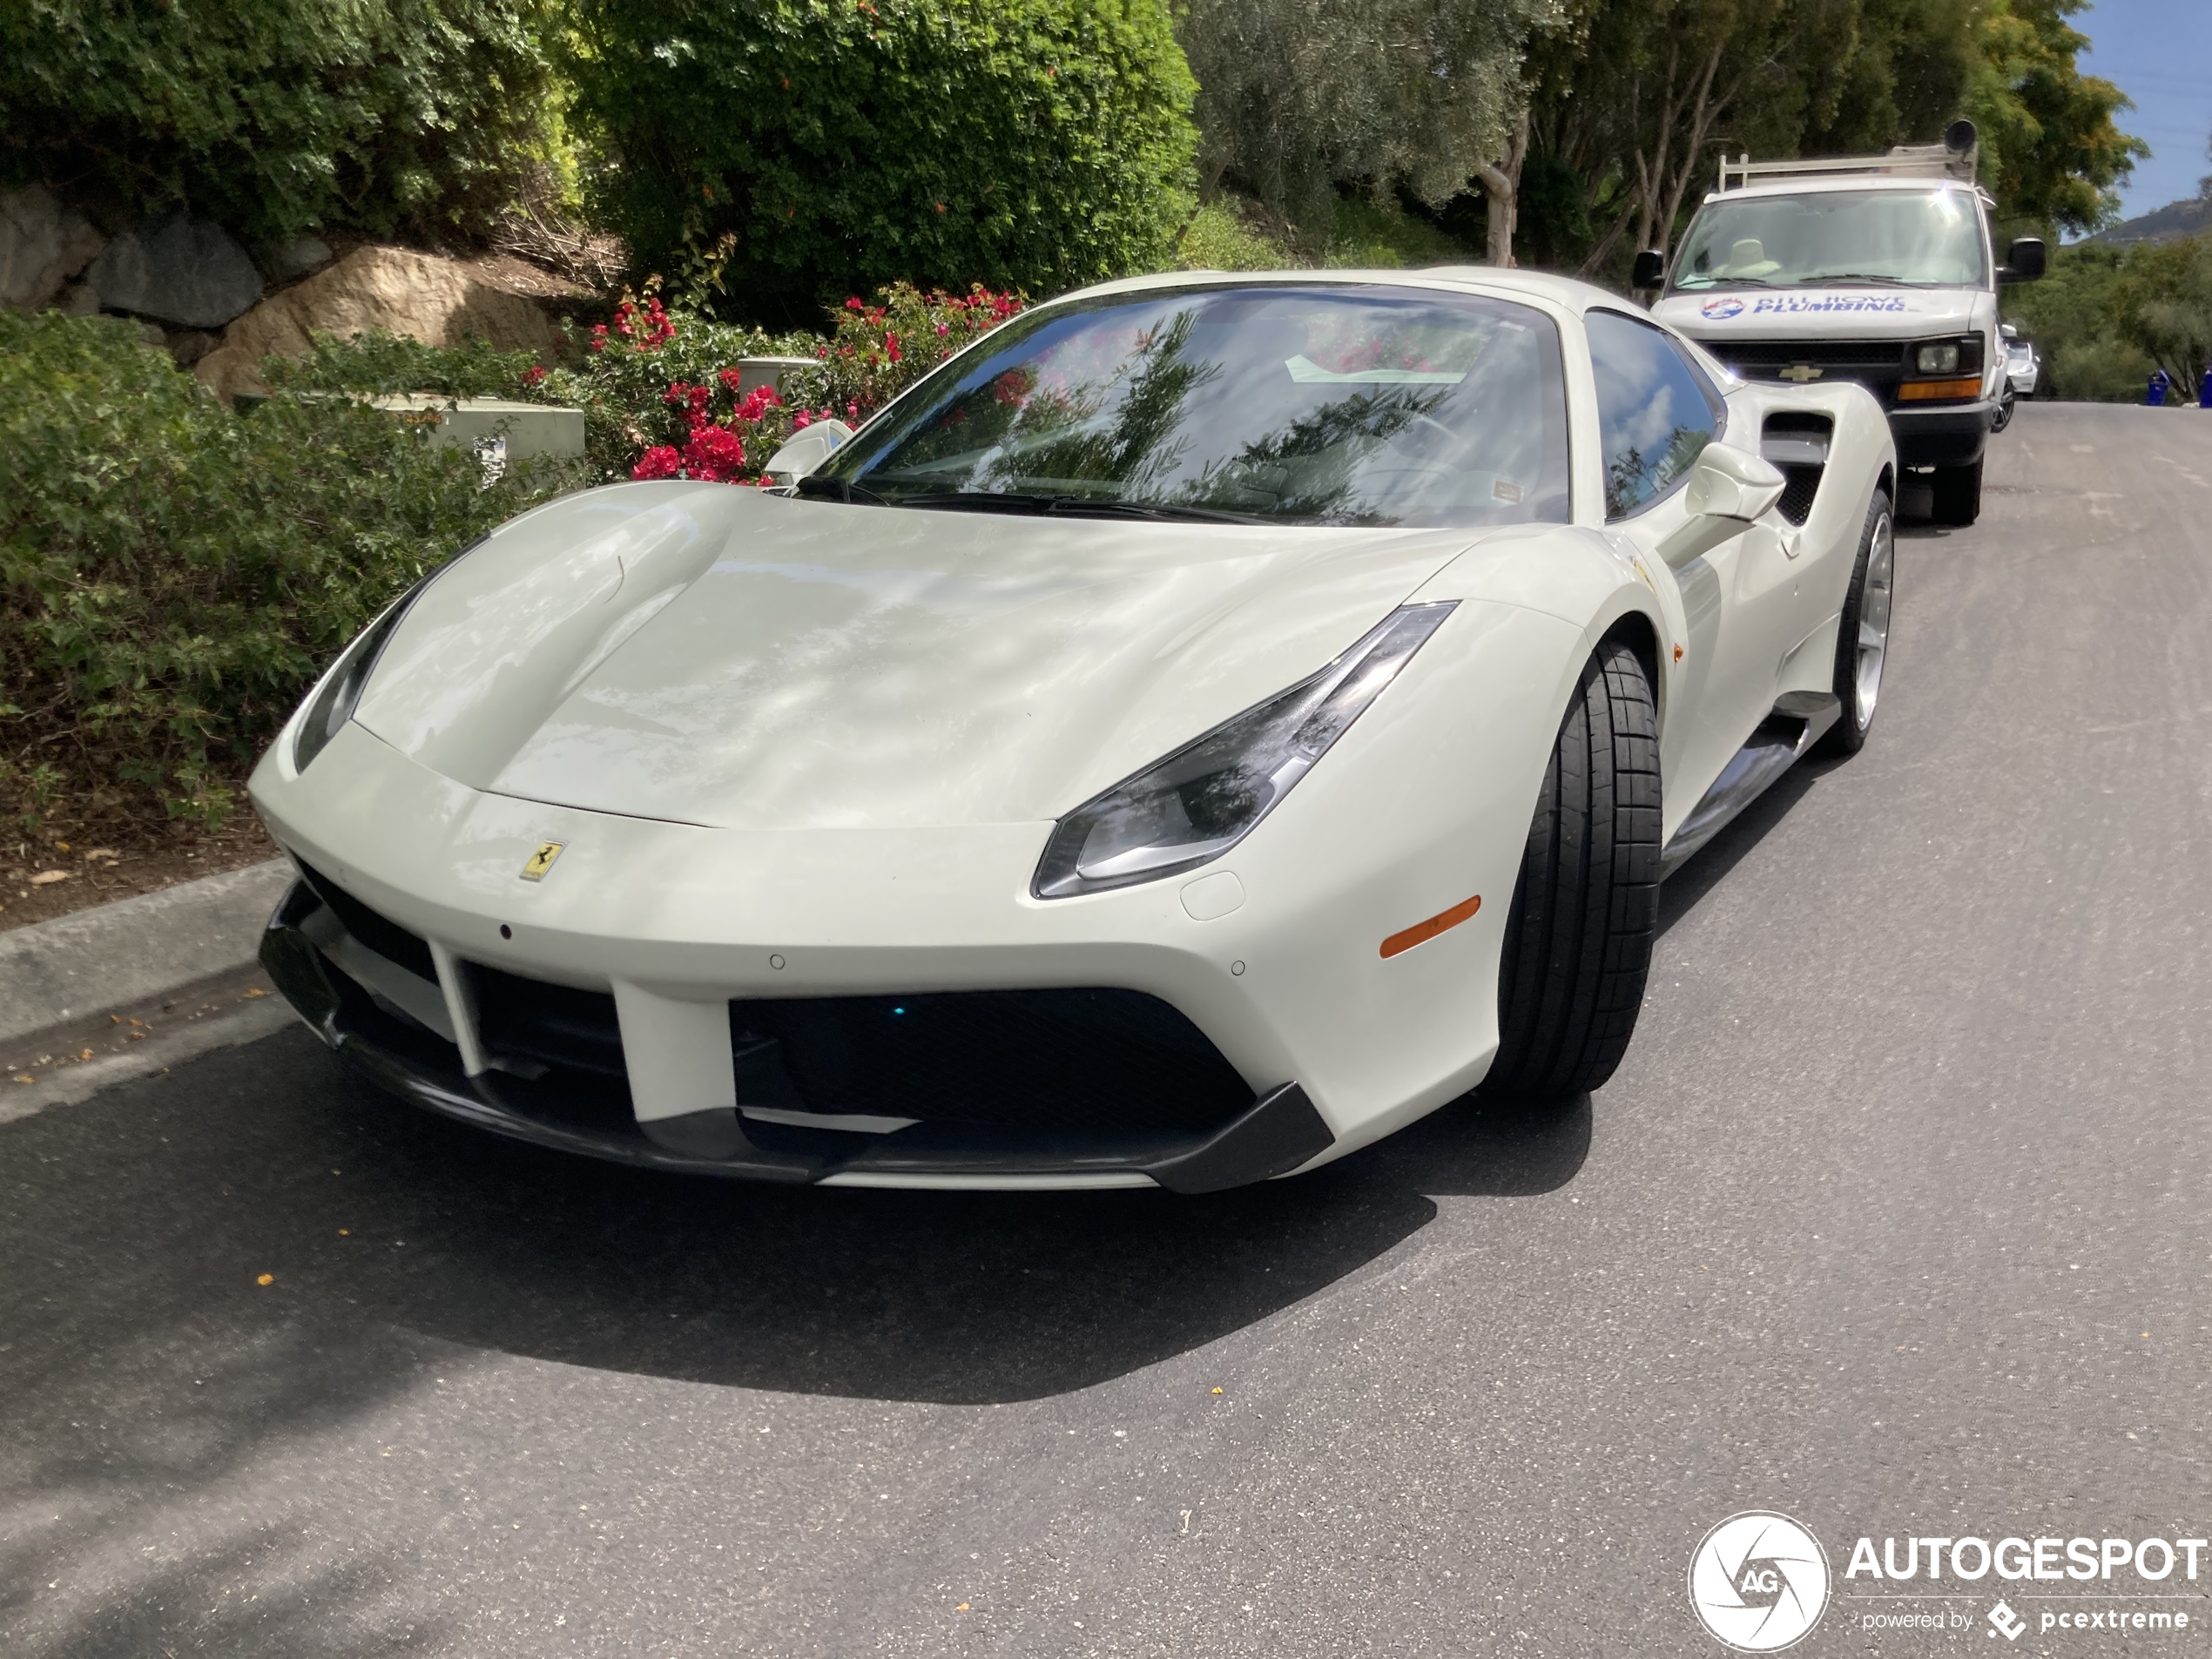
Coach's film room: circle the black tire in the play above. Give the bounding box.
[1990,389,2015,433]
[1488,641,1661,1098]
[1930,457,1982,524]
[1816,486,1894,759]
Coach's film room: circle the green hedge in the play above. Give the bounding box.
[0,314,584,827]
[565,0,1197,320]
[0,0,562,251]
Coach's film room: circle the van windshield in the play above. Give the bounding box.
[1669,188,1987,290]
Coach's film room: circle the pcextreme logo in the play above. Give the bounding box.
[1689,1512,1831,1651]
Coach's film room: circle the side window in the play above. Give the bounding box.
[1586,309,1724,519]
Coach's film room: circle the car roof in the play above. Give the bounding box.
[1049,265,1630,318]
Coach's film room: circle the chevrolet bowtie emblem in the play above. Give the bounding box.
[1779,363,1824,382]
[520,841,565,881]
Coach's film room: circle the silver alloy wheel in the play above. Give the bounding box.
[1854,509,1894,728]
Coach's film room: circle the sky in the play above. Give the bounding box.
[2074,0,2212,222]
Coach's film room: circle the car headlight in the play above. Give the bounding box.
[1032,603,1457,899]
[1916,342,1961,374]
[291,577,432,772]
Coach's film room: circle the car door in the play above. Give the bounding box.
[1584,307,1809,821]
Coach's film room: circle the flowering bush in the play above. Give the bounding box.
[271,280,1028,485]
[532,280,1026,483]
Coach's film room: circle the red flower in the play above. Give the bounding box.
[681,423,746,482]
[521,364,548,388]
[718,367,745,392]
[845,297,865,311]
[632,446,682,480]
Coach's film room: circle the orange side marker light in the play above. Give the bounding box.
[1380,894,1481,959]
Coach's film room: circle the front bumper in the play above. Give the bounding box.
[262,876,1333,1190]
[1890,402,1994,468]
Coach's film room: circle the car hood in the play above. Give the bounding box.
[1655,287,1981,341]
[351,482,1495,832]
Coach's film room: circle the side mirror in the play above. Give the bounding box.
[1684,441,1786,521]
[2000,238,2047,283]
[1631,249,1668,291]
[1659,442,1787,566]
[759,417,857,486]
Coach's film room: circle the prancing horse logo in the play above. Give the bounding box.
[520,841,564,881]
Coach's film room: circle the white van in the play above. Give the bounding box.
[1645,123,2044,526]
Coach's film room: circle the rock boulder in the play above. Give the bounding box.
[196,246,571,402]
[0,185,106,312]
[87,214,265,329]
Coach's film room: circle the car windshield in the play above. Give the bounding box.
[1669,188,1987,290]
[807,284,1572,528]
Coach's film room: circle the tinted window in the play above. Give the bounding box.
[1587,309,1723,519]
[816,285,1573,529]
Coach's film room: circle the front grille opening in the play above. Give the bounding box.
[738,988,1252,1136]
[1762,413,1833,528]
[457,969,1253,1137]
[475,965,624,1079]
[295,859,436,982]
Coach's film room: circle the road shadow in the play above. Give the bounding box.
[2,1030,1588,1412]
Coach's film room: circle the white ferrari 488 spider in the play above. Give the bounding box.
[253,269,1896,1191]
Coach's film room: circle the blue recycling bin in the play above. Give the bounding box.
[2148,369,2170,406]
[2201,369,2212,409]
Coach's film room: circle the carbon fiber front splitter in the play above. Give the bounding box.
[259,880,1332,1193]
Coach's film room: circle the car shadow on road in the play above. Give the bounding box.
[3,1030,1589,1412]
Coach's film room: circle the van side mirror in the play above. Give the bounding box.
[2000,238,2047,283]
[1631,249,1668,291]
[1658,442,1787,567]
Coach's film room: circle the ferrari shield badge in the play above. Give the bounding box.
[520,841,564,881]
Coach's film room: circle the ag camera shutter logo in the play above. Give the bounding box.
[1689,1512,1831,1651]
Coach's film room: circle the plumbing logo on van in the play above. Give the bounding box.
[1701,296,1747,320]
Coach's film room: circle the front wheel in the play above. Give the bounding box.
[1487,641,1660,1099]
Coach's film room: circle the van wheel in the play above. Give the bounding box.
[1487,642,1660,1098]
[1930,458,1981,525]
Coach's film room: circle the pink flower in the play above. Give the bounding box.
[632,446,682,480]
[935,322,948,336]
[845,297,865,311]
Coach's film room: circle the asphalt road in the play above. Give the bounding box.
[4,403,2208,1658]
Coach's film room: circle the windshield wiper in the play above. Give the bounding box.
[889,490,1263,524]
[1795,273,1912,287]
[793,473,892,506]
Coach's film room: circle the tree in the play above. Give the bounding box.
[567,0,1197,322]
[1966,0,2145,237]
[1177,0,1560,241]
[0,0,563,253]
[2110,233,2212,398]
